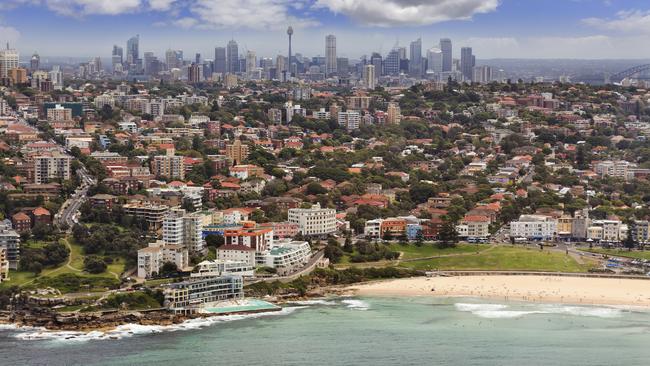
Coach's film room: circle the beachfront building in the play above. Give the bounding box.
[223,222,274,253]
[460,215,490,239]
[288,203,337,236]
[162,208,206,255]
[509,215,557,241]
[123,201,170,231]
[192,259,255,278]
[364,219,383,239]
[0,220,20,269]
[164,275,244,314]
[258,240,312,275]
[216,245,256,267]
[587,220,626,243]
[0,247,8,282]
[137,240,189,279]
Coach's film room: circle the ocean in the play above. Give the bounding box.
[1,297,650,366]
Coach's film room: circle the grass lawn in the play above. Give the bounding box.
[0,270,37,288]
[399,246,594,273]
[389,243,490,260]
[580,248,650,261]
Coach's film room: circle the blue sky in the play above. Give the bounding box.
[1,0,650,59]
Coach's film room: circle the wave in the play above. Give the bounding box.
[455,302,623,319]
[341,299,370,311]
[288,299,338,306]
[10,306,307,343]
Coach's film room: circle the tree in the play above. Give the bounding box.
[29,262,43,275]
[343,235,354,253]
[84,256,108,274]
[415,230,425,246]
[306,182,328,195]
[438,222,459,248]
[205,234,225,248]
[324,242,344,263]
[623,233,636,251]
[160,262,179,277]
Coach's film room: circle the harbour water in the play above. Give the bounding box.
[1,297,650,365]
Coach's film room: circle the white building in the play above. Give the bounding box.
[0,220,20,270]
[0,47,19,79]
[338,111,361,131]
[509,215,557,240]
[191,259,255,278]
[594,160,637,180]
[288,203,337,236]
[163,208,206,255]
[137,240,189,279]
[364,219,383,238]
[34,152,71,184]
[258,240,312,275]
[216,245,256,267]
[588,220,625,243]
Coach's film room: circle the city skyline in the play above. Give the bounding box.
[2,0,650,59]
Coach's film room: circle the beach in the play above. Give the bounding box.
[349,275,650,307]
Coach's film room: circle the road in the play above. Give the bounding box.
[54,166,96,230]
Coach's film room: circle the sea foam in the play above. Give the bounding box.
[341,299,370,310]
[455,302,623,319]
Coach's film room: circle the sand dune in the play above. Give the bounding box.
[349,275,650,307]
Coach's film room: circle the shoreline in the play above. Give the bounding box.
[348,275,650,308]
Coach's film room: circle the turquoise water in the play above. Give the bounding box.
[203,299,280,314]
[2,297,650,365]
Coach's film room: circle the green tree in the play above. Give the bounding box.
[84,256,108,274]
[438,222,459,248]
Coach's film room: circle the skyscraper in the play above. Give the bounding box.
[195,53,201,64]
[245,51,257,79]
[126,35,139,64]
[440,38,452,72]
[214,47,226,74]
[112,45,123,63]
[363,64,376,90]
[409,38,422,77]
[165,49,179,69]
[370,52,383,76]
[461,47,475,81]
[325,35,337,77]
[0,45,19,79]
[30,53,40,71]
[426,48,443,73]
[385,48,400,76]
[227,40,239,74]
[287,26,293,76]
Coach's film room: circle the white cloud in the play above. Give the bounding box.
[583,10,650,33]
[44,0,142,16]
[314,0,500,26]
[0,25,21,45]
[148,0,175,11]
[188,0,319,30]
[173,17,199,28]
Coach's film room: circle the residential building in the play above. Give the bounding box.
[46,104,73,121]
[386,102,401,124]
[164,275,244,314]
[225,139,249,165]
[0,220,20,269]
[288,203,337,236]
[151,155,185,180]
[258,240,311,275]
[223,223,274,253]
[0,247,8,282]
[123,201,170,230]
[363,64,376,90]
[0,46,19,79]
[216,244,256,267]
[338,111,361,131]
[34,152,71,184]
[510,215,557,240]
[192,259,255,278]
[325,35,337,76]
[137,240,189,279]
[460,215,490,239]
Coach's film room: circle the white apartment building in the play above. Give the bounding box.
[216,245,256,267]
[94,94,115,109]
[288,203,337,236]
[594,160,636,179]
[364,219,383,238]
[191,259,255,278]
[163,208,205,254]
[0,47,19,79]
[313,108,331,120]
[509,215,557,240]
[0,247,8,282]
[46,105,72,121]
[137,240,189,279]
[34,152,71,184]
[258,240,312,275]
[587,220,626,243]
[338,111,361,131]
[163,208,185,245]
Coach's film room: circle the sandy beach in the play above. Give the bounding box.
[349,275,650,307]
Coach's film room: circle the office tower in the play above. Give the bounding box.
[370,52,383,76]
[276,55,286,79]
[325,35,337,76]
[385,48,400,75]
[30,53,40,71]
[363,64,376,90]
[245,51,257,79]
[337,57,349,76]
[287,26,293,75]
[461,47,475,81]
[143,52,155,75]
[440,38,452,72]
[195,53,201,64]
[214,47,226,74]
[49,66,63,90]
[227,40,239,74]
[427,47,443,73]
[409,38,422,77]
[0,45,19,79]
[112,45,123,64]
[126,35,139,64]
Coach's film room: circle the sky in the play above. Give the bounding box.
[2,0,650,60]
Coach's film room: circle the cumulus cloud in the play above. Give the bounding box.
[148,0,176,11]
[315,0,500,26]
[583,10,650,33]
[43,0,142,16]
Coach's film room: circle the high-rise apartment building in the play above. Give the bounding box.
[151,155,185,180]
[30,52,40,71]
[126,35,139,64]
[34,152,72,184]
[163,208,206,255]
[0,45,19,79]
[386,102,402,124]
[363,64,376,90]
[245,50,257,79]
[440,38,452,72]
[225,139,249,165]
[227,40,239,74]
[409,38,422,77]
[188,63,203,83]
[288,203,337,236]
[385,48,400,76]
[325,35,337,77]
